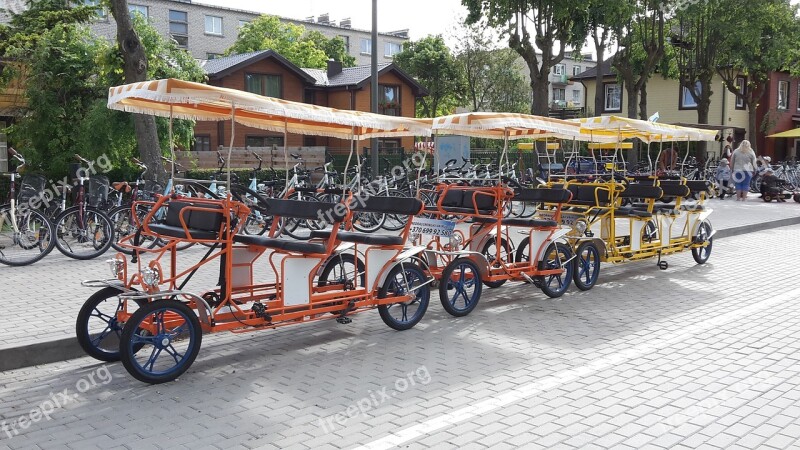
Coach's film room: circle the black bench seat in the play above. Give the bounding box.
[309,230,404,246]
[471,216,558,228]
[233,234,327,254]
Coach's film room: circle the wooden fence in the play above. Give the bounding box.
[175,146,327,171]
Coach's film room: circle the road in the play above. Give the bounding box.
[0,226,798,449]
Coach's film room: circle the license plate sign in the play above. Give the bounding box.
[410,217,456,237]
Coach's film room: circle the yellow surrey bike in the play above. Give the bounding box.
[538,116,718,290]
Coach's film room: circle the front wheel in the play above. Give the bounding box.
[691,221,713,264]
[120,300,202,384]
[538,242,574,298]
[0,205,55,266]
[573,241,601,291]
[481,238,513,288]
[377,263,430,330]
[438,258,482,317]
[76,287,145,361]
[54,206,113,260]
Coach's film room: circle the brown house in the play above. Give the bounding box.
[194,50,428,156]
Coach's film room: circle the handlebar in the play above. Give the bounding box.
[291,153,301,160]
[251,151,262,162]
[8,147,25,167]
[74,154,90,164]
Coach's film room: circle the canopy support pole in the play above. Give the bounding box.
[168,105,174,191]
[227,103,236,194]
[283,119,289,195]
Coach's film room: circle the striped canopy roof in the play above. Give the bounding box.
[573,116,719,143]
[107,78,432,139]
[432,112,617,142]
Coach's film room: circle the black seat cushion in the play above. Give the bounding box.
[233,234,327,253]
[658,181,691,198]
[149,224,218,240]
[309,230,404,246]
[351,196,423,216]
[265,198,345,223]
[615,208,652,218]
[620,184,663,200]
[685,180,711,194]
[503,218,558,228]
[514,188,571,204]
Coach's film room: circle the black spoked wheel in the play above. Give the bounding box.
[229,185,272,235]
[538,242,574,298]
[0,205,55,266]
[53,206,113,260]
[318,253,366,289]
[120,300,202,384]
[108,205,159,255]
[377,263,430,330]
[573,241,601,291]
[438,258,482,317]
[691,220,713,264]
[76,287,145,361]
[642,220,658,244]
[382,189,411,231]
[481,237,513,288]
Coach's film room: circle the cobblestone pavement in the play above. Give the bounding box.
[0,227,798,449]
[0,198,797,351]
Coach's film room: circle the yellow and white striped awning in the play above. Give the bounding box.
[432,112,615,142]
[573,116,718,143]
[107,78,432,139]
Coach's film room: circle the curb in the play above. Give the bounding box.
[1,217,798,373]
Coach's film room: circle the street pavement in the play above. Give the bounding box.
[0,206,798,448]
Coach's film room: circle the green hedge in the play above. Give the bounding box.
[184,168,287,184]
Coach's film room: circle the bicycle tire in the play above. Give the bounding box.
[0,204,56,266]
[53,206,114,260]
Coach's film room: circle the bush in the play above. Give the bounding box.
[184,168,287,184]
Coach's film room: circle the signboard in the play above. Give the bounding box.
[410,217,456,238]
[434,135,470,172]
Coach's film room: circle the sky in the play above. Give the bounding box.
[197,0,470,45]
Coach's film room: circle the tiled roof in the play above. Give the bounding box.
[200,50,270,74]
[572,57,615,80]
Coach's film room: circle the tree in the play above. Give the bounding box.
[393,35,465,117]
[586,0,630,116]
[226,15,330,68]
[463,0,590,116]
[611,0,667,120]
[109,0,165,182]
[304,31,356,67]
[453,21,529,113]
[715,0,800,150]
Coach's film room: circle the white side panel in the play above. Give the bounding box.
[528,230,553,261]
[366,248,399,292]
[231,246,262,289]
[630,220,645,251]
[283,257,323,306]
[658,215,674,248]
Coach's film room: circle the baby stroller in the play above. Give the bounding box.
[760,169,792,202]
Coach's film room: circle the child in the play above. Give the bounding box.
[715,158,731,199]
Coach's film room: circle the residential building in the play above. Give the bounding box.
[69,1,410,64]
[755,71,800,160]
[573,58,751,158]
[514,52,597,114]
[195,50,427,155]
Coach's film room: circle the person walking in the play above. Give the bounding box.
[730,140,757,201]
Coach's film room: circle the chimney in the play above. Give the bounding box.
[317,13,329,25]
[340,18,351,28]
[327,59,342,77]
[305,16,315,23]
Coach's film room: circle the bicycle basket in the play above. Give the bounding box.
[136,180,163,201]
[86,175,110,208]
[17,174,48,206]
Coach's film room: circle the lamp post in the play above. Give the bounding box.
[371,0,379,175]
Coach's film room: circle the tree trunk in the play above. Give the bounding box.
[638,84,648,121]
[109,0,165,183]
[747,101,758,152]
[594,44,605,116]
[530,76,550,117]
[696,95,711,160]
[626,83,638,119]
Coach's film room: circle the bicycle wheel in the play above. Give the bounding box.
[108,205,159,255]
[0,205,55,266]
[382,189,411,231]
[53,206,114,260]
[76,287,146,362]
[377,263,430,331]
[281,192,325,240]
[229,185,272,235]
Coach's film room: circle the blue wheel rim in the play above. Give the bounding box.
[544,246,572,293]
[577,245,599,286]
[447,262,479,312]
[128,306,197,377]
[385,267,428,324]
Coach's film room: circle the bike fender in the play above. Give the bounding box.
[375,246,427,288]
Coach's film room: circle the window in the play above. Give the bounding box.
[680,81,702,109]
[553,64,566,75]
[128,4,148,17]
[378,139,402,154]
[192,135,211,152]
[735,76,746,110]
[553,88,566,102]
[573,65,582,76]
[169,10,188,48]
[379,84,400,116]
[83,0,107,20]
[206,53,223,60]
[385,42,401,57]
[338,35,350,53]
[604,83,621,112]
[205,15,223,35]
[246,136,284,148]
[778,80,789,110]
[245,74,281,98]
[360,38,372,55]
[571,89,581,103]
[797,82,800,111]
[238,19,250,28]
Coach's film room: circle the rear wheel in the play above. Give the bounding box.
[691,221,713,264]
[0,205,55,266]
[438,258,482,317]
[53,207,113,260]
[378,263,430,330]
[538,242,574,298]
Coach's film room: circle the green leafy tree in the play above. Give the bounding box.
[304,31,356,67]
[463,0,590,116]
[454,21,529,113]
[226,15,329,68]
[715,0,800,149]
[393,35,465,117]
[586,0,631,116]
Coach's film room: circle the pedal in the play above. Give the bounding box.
[251,302,270,320]
[336,316,352,324]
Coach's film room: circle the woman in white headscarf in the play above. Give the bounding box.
[730,140,757,201]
